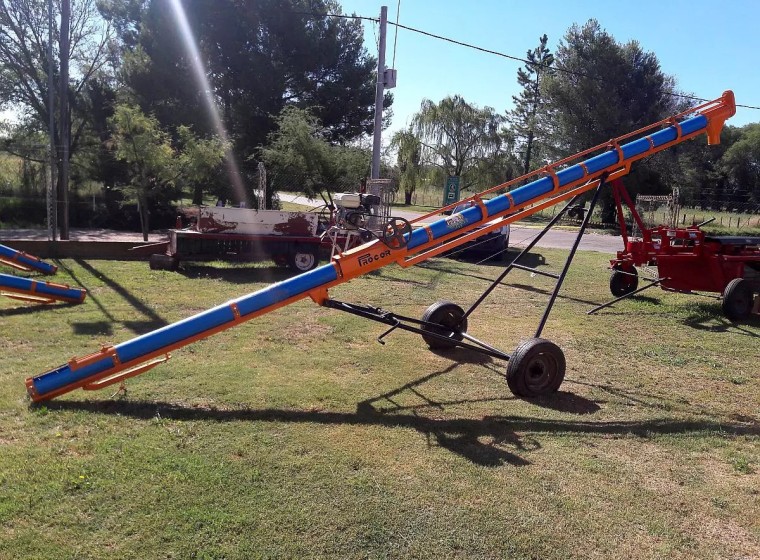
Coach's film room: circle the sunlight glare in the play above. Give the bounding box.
[168,0,249,206]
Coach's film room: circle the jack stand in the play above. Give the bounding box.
[110,382,128,399]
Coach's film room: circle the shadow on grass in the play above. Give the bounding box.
[681,302,760,337]
[0,300,80,317]
[54,259,169,336]
[529,391,601,415]
[507,282,600,307]
[71,320,113,336]
[43,398,759,468]
[366,268,436,287]
[178,263,295,284]
[362,349,502,416]
[417,251,549,285]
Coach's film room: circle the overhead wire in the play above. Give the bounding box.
[391,0,400,69]
[293,11,760,111]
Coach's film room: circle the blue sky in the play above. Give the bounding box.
[339,0,760,136]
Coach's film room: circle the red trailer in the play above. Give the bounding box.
[149,206,325,272]
[599,179,760,321]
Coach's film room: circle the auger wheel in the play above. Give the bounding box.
[420,300,468,350]
[506,338,566,397]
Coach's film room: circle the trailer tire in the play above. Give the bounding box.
[506,338,565,397]
[420,301,467,350]
[721,278,753,322]
[149,253,179,271]
[288,246,319,272]
[610,266,638,297]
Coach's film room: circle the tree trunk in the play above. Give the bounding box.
[523,129,535,175]
[404,190,413,205]
[192,183,203,205]
[137,194,150,242]
[58,0,71,240]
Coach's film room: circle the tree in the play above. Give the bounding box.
[720,124,760,207]
[260,106,369,198]
[543,20,678,221]
[0,0,112,238]
[390,128,422,205]
[509,34,554,174]
[101,0,389,158]
[109,104,226,240]
[545,20,676,153]
[109,104,174,240]
[413,95,507,190]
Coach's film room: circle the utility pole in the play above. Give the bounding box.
[370,6,388,180]
[47,0,57,241]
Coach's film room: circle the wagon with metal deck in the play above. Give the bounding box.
[149,206,324,272]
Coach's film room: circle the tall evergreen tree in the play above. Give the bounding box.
[508,34,554,175]
[543,20,678,221]
[101,0,388,153]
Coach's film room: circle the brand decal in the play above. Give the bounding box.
[358,250,391,267]
[445,213,466,230]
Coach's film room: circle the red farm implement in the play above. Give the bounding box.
[589,179,760,320]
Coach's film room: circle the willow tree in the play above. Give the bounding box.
[412,95,505,190]
[390,127,422,205]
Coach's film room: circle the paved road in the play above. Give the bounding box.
[279,192,622,254]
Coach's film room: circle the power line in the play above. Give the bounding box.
[389,20,760,110]
[391,0,401,69]
[296,11,760,111]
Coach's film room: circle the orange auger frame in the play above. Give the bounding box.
[0,243,58,275]
[26,92,736,403]
[0,273,87,305]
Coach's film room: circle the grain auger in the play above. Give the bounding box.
[26,91,736,402]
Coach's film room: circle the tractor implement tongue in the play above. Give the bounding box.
[26,91,737,402]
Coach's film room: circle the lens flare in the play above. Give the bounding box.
[168,0,248,206]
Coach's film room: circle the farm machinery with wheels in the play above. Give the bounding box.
[589,179,760,321]
[26,92,737,403]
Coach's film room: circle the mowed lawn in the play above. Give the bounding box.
[0,250,758,559]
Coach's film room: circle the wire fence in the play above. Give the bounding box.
[529,199,760,232]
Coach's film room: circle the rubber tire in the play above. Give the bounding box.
[721,278,754,322]
[610,267,638,297]
[506,338,566,398]
[420,301,468,350]
[288,247,319,272]
[149,253,179,271]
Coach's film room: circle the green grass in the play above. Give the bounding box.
[390,201,440,214]
[279,200,317,212]
[1,252,759,559]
